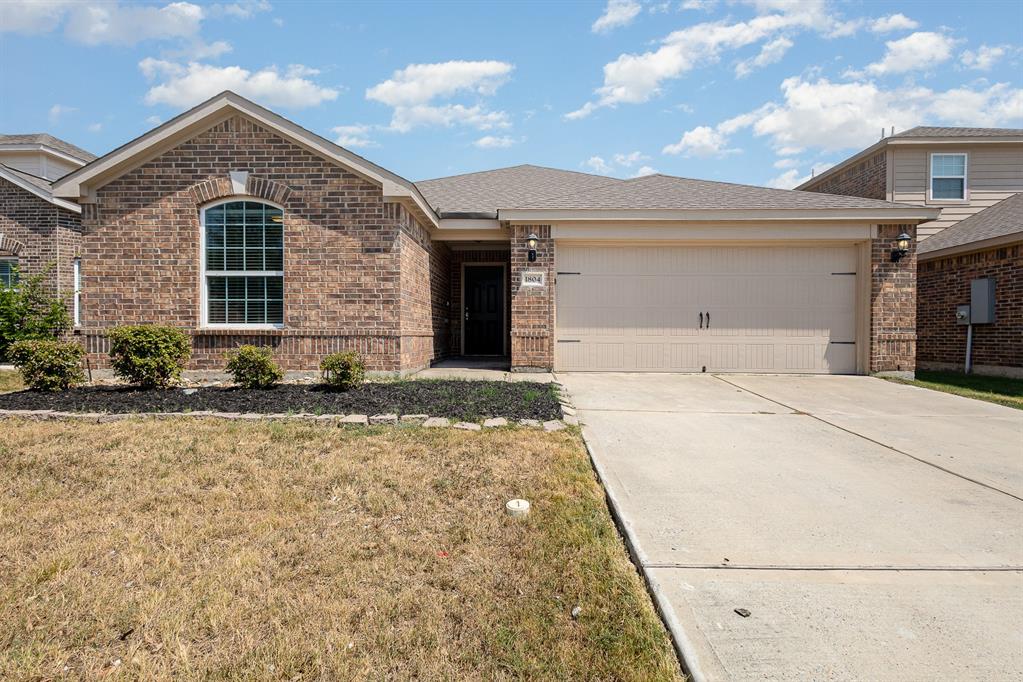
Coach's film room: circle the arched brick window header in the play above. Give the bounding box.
[189,174,293,207]
[0,233,26,255]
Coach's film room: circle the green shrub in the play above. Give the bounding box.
[0,266,71,362]
[320,351,365,390]
[226,344,283,389]
[107,325,191,388]
[8,339,85,391]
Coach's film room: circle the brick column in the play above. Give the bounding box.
[870,224,917,376]
[510,224,554,371]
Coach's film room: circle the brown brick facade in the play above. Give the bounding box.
[0,178,81,311]
[870,224,917,374]
[510,224,554,371]
[78,115,446,373]
[803,151,886,200]
[917,243,1022,375]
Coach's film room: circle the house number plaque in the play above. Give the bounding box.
[521,271,545,287]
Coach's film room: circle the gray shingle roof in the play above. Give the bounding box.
[415,164,621,216]
[512,173,922,210]
[892,126,1023,139]
[0,133,97,162]
[918,192,1023,255]
[0,163,54,192]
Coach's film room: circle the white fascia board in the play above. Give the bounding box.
[0,167,81,213]
[552,222,875,241]
[438,218,502,230]
[52,91,439,226]
[500,207,941,222]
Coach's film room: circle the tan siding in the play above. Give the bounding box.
[891,143,1023,240]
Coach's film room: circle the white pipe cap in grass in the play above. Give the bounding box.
[506,498,530,517]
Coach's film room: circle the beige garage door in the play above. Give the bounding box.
[555,245,858,373]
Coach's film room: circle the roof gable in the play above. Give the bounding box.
[0,164,81,213]
[52,91,438,226]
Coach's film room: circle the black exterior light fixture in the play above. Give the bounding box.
[890,232,911,262]
[526,233,539,262]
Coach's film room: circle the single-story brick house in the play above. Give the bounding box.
[798,126,1022,377]
[0,134,96,322]
[52,91,940,375]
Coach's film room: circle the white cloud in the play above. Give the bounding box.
[870,13,918,33]
[175,39,233,59]
[567,0,857,118]
[145,115,163,125]
[48,104,76,124]
[366,60,514,132]
[65,2,204,46]
[631,165,658,177]
[140,60,339,109]
[859,31,958,76]
[87,122,103,133]
[474,135,518,149]
[735,36,793,77]
[209,0,271,19]
[584,156,614,174]
[960,45,1008,71]
[764,161,833,189]
[332,124,376,148]
[681,0,716,10]
[592,0,641,34]
[613,150,650,167]
[662,124,737,157]
[772,157,801,169]
[680,77,1023,163]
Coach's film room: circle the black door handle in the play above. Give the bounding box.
[699,312,703,329]
[706,311,710,329]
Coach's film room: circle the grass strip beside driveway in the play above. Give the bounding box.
[0,418,681,681]
[885,370,1023,410]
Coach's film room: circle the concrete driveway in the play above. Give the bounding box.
[557,373,1023,681]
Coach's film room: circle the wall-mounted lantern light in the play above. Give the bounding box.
[890,232,911,262]
[526,233,539,262]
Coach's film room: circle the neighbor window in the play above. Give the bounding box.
[73,258,81,327]
[202,201,284,326]
[0,258,16,288]
[930,153,967,201]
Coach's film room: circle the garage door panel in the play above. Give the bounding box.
[556,245,859,374]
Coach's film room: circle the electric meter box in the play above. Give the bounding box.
[956,305,971,326]
[970,278,996,324]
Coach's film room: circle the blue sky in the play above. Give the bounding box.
[1,0,1021,187]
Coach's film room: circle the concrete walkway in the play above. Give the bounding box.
[558,373,1023,682]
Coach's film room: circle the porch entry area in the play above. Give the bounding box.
[448,246,512,359]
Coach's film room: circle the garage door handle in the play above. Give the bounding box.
[699,312,703,329]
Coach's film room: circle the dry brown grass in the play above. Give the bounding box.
[0,369,23,393]
[0,418,682,681]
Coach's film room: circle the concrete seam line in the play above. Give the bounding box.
[711,376,1023,504]
[577,421,708,682]
[644,563,1023,572]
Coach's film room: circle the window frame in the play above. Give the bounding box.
[928,152,968,203]
[199,198,285,330]
[0,257,17,289]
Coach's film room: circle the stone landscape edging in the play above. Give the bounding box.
[0,408,568,430]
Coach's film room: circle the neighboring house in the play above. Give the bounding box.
[53,91,939,376]
[917,193,1022,377]
[799,127,1023,377]
[0,134,96,323]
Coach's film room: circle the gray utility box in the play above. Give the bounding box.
[970,278,996,324]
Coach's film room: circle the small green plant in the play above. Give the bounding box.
[225,344,284,389]
[106,325,191,388]
[0,266,71,362]
[8,339,85,391]
[320,351,365,390]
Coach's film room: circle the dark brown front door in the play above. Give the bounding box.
[464,265,504,355]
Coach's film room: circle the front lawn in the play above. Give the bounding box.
[0,369,23,393]
[0,379,562,421]
[887,370,1023,410]
[0,419,682,680]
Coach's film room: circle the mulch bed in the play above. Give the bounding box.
[0,380,562,422]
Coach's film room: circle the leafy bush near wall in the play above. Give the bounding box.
[107,326,191,388]
[0,267,71,362]
[226,345,284,389]
[320,351,365,391]
[8,339,85,391]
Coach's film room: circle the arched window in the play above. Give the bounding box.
[201,200,284,326]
